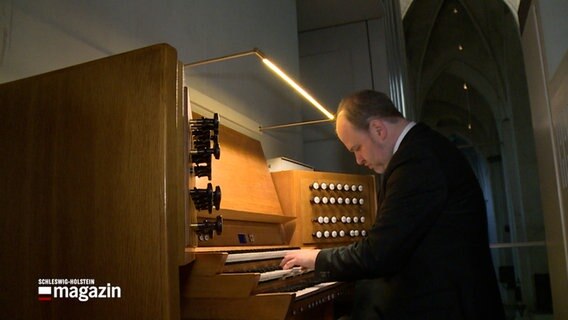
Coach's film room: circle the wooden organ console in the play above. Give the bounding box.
[0,43,377,319]
[181,117,377,319]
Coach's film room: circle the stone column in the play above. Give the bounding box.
[381,0,414,119]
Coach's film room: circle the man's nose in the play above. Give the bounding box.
[355,153,365,165]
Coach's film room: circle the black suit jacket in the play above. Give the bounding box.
[316,123,505,319]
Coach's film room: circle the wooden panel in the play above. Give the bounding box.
[271,170,377,247]
[196,219,286,247]
[197,209,295,224]
[0,44,185,319]
[187,252,228,276]
[194,122,283,216]
[181,293,294,320]
[182,273,260,298]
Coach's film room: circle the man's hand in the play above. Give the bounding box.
[280,249,321,270]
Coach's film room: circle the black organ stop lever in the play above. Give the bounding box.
[190,112,219,134]
[190,137,220,163]
[190,182,222,213]
[190,113,221,180]
[190,115,220,157]
[191,215,223,240]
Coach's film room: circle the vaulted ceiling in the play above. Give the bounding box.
[404,0,529,159]
[297,0,532,159]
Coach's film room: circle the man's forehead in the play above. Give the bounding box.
[337,115,363,148]
[335,113,351,135]
[335,112,353,127]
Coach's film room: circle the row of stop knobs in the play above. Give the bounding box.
[313,229,367,238]
[311,182,364,192]
[313,215,366,224]
[312,196,365,205]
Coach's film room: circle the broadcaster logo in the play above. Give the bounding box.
[38,278,121,302]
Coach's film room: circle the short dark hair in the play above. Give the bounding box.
[337,90,404,130]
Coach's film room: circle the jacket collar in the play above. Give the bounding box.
[393,121,416,154]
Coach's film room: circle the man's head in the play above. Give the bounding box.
[335,90,407,174]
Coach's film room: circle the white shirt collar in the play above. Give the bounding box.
[393,121,416,154]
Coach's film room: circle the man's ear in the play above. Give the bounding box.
[369,118,385,139]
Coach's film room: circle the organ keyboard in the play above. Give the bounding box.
[224,247,300,263]
[181,246,354,319]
